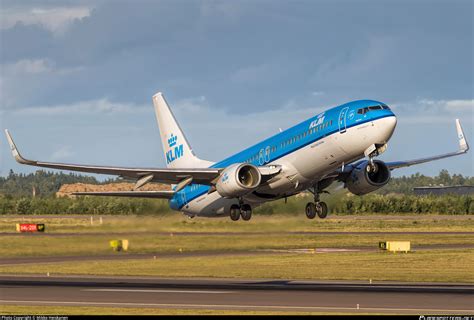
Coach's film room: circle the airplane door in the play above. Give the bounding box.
[264,146,271,163]
[338,107,349,133]
[258,149,265,165]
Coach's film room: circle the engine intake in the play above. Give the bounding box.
[216,163,261,198]
[346,160,391,195]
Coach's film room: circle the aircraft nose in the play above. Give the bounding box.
[385,115,397,141]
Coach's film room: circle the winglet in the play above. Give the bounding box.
[4,130,35,165]
[455,119,469,152]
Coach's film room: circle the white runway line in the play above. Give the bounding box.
[1,300,473,313]
[81,288,235,294]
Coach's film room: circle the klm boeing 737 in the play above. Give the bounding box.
[5,92,470,221]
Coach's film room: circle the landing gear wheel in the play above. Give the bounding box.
[230,205,241,221]
[305,202,316,219]
[316,201,328,219]
[240,204,252,221]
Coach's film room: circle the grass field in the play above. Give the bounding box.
[1,214,473,283]
[2,213,474,233]
[1,249,473,283]
[1,233,473,258]
[1,214,473,258]
[2,214,473,315]
[0,305,354,315]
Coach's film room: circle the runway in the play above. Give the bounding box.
[1,275,473,314]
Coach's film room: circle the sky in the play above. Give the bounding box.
[0,0,473,179]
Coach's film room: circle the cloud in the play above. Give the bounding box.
[5,59,51,74]
[11,98,149,116]
[2,58,84,75]
[1,6,91,35]
[391,99,474,124]
[0,1,472,177]
[445,99,474,113]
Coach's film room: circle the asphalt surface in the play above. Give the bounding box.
[2,244,473,266]
[1,275,473,314]
[2,230,474,237]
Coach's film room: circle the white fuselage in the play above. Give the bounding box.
[181,115,397,217]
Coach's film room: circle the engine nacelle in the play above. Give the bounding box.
[346,160,391,196]
[216,163,261,198]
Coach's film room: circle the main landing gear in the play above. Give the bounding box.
[305,201,328,219]
[229,203,252,221]
[306,187,328,219]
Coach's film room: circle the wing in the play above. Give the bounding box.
[385,119,469,170]
[322,119,469,185]
[5,129,220,185]
[72,191,175,199]
[5,130,282,191]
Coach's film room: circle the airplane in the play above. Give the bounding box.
[5,92,470,221]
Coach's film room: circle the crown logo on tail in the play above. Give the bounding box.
[168,134,178,148]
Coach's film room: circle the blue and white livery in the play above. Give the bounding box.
[5,92,469,220]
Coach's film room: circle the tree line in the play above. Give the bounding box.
[1,193,472,215]
[0,169,472,215]
[0,170,119,198]
[2,169,472,198]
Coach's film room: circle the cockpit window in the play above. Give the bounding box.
[369,105,382,110]
[357,104,389,114]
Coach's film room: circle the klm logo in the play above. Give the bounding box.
[221,172,229,183]
[166,133,184,164]
[309,115,325,129]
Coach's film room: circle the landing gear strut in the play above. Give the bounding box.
[367,157,378,173]
[306,186,328,219]
[229,203,252,221]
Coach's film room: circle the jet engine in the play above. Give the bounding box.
[346,160,391,196]
[216,163,261,198]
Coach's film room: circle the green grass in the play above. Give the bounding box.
[1,249,473,283]
[2,215,472,284]
[0,305,357,315]
[2,214,474,233]
[1,233,473,258]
